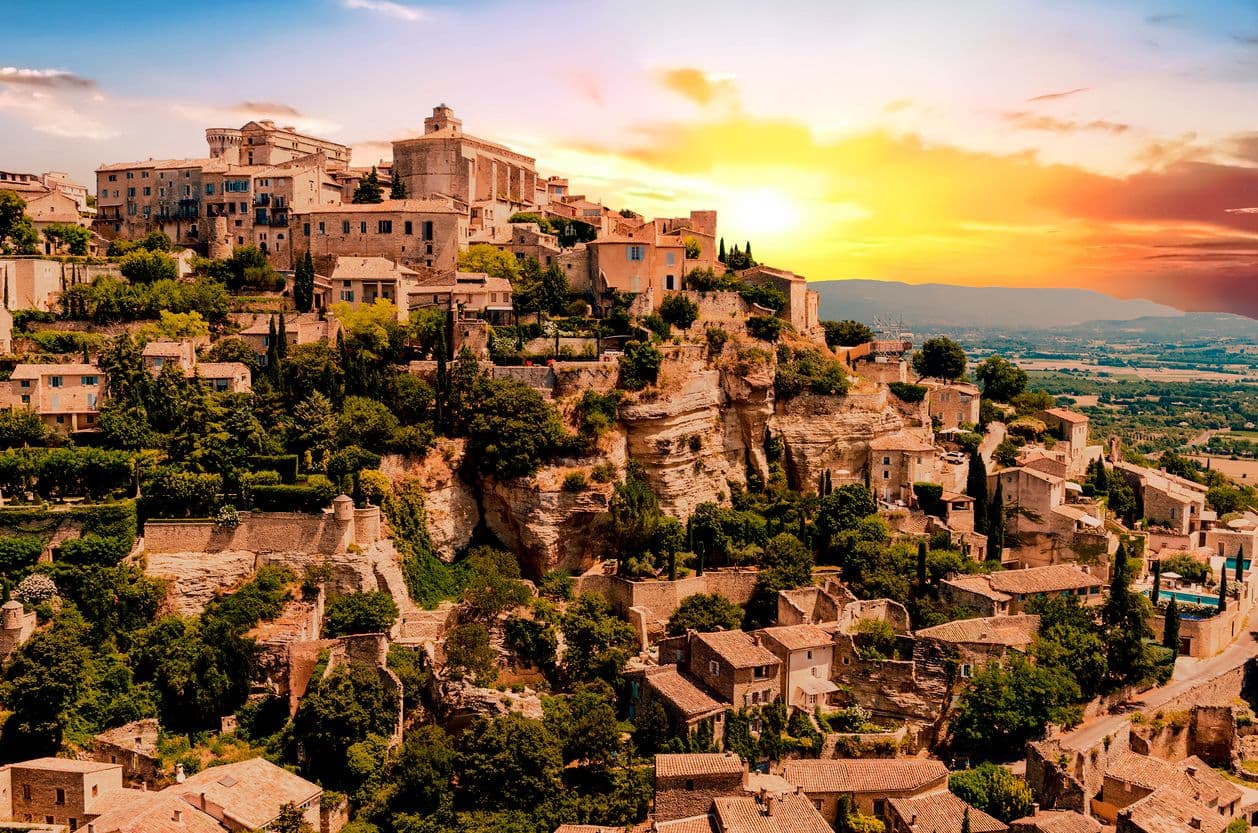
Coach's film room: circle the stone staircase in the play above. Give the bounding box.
[367,540,454,645]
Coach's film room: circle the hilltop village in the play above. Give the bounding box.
[2,107,1258,833]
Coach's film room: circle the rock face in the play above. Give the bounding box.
[480,470,613,577]
[381,442,480,561]
[772,383,908,492]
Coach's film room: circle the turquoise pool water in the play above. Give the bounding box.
[1146,589,1219,606]
[1225,558,1252,573]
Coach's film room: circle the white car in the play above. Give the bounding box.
[942,451,966,465]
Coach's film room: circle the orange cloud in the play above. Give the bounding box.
[1002,111,1130,134]
[656,67,735,106]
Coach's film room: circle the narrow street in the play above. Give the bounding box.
[1061,626,1257,751]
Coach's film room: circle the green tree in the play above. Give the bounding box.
[659,294,699,330]
[1027,595,1108,698]
[0,190,38,254]
[619,339,662,391]
[966,449,989,534]
[1103,543,1157,686]
[323,591,399,637]
[455,713,564,811]
[444,622,498,685]
[950,654,1081,758]
[816,484,878,544]
[393,725,455,819]
[974,356,1028,403]
[0,614,90,757]
[457,244,522,281]
[666,593,743,636]
[43,222,91,256]
[390,174,407,200]
[119,249,178,284]
[466,377,565,479]
[353,166,385,204]
[949,763,1034,822]
[912,337,967,381]
[543,686,623,768]
[270,803,314,833]
[561,593,636,686]
[461,547,530,622]
[292,660,399,787]
[822,320,874,348]
[293,250,315,312]
[1163,597,1180,653]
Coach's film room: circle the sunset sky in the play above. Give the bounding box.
[5,0,1258,315]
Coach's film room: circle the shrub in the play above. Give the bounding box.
[119,249,177,284]
[643,313,670,340]
[619,340,662,391]
[250,479,337,513]
[0,537,44,572]
[913,482,944,516]
[248,454,300,483]
[15,573,56,604]
[705,327,729,354]
[590,462,616,483]
[562,472,587,492]
[888,382,927,403]
[738,282,787,311]
[323,591,400,637]
[746,315,783,342]
[574,390,622,440]
[57,535,131,565]
[775,346,849,399]
[539,570,574,601]
[659,294,699,330]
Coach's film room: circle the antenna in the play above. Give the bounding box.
[873,314,908,340]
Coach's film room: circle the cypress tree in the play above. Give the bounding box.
[744,241,753,264]
[1151,559,1161,604]
[961,808,971,833]
[1095,457,1108,493]
[390,174,407,199]
[986,480,1004,561]
[1163,598,1180,653]
[824,469,833,496]
[718,238,726,263]
[294,250,315,313]
[1219,571,1228,611]
[276,314,288,360]
[916,540,928,587]
[1237,544,1245,582]
[265,316,281,385]
[966,449,989,534]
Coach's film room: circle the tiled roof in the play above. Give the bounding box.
[554,826,624,833]
[942,574,1011,603]
[711,792,833,833]
[1119,786,1227,833]
[655,752,744,779]
[1106,752,1244,808]
[756,625,834,652]
[644,667,726,718]
[1009,809,1101,833]
[653,815,718,833]
[781,758,948,795]
[91,792,226,833]
[868,431,936,452]
[10,362,99,379]
[695,631,782,669]
[984,565,1098,595]
[177,758,320,829]
[915,615,1040,648]
[97,158,213,172]
[10,756,119,773]
[888,791,1007,833]
[330,255,419,280]
[192,362,250,378]
[1039,408,1089,425]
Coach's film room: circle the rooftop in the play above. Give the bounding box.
[655,753,745,780]
[756,624,834,652]
[780,758,948,795]
[868,431,936,453]
[329,255,419,280]
[888,791,1006,833]
[1039,408,1089,425]
[711,791,833,833]
[1106,752,1241,808]
[948,565,1100,599]
[1008,809,1101,833]
[1118,786,1227,833]
[644,667,726,718]
[915,614,1040,648]
[695,630,782,669]
[298,198,462,215]
[8,757,120,773]
[177,758,321,829]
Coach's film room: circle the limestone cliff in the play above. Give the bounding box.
[380,440,480,561]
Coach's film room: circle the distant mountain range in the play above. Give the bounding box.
[812,279,1184,330]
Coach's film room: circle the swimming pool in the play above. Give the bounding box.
[1224,558,1252,573]
[1146,589,1220,606]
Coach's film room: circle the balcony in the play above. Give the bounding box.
[269,215,289,227]
[253,194,271,207]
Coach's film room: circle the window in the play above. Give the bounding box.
[303,223,311,237]
[423,220,434,240]
[882,471,890,479]
[360,221,368,234]
[341,290,355,302]
[627,245,644,261]
[22,784,31,800]
[404,220,413,235]
[205,184,215,195]
[82,375,98,386]
[811,666,820,677]
[666,251,675,265]
[806,650,813,660]
[319,222,325,234]
[685,780,695,792]
[665,275,675,290]
[19,379,30,388]
[108,174,117,182]
[753,665,770,679]
[56,789,65,805]
[882,456,891,465]
[960,664,972,678]
[873,800,885,817]
[127,187,136,198]
[378,220,393,234]
[708,660,720,676]
[50,376,63,388]
[341,220,351,234]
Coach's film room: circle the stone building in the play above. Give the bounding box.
[738,266,822,339]
[392,105,537,229]
[939,565,1102,616]
[1098,752,1240,825]
[2,363,103,432]
[0,758,122,828]
[710,789,834,833]
[653,753,745,822]
[778,758,949,826]
[1037,408,1090,451]
[1112,460,1208,539]
[236,312,340,365]
[587,227,686,302]
[1114,786,1229,833]
[913,615,1039,679]
[407,272,514,323]
[990,466,1113,566]
[90,719,160,789]
[207,120,350,167]
[469,221,562,266]
[658,630,782,709]
[296,199,468,272]
[887,791,1007,833]
[868,430,939,505]
[631,665,727,746]
[327,256,420,312]
[754,624,837,712]
[924,382,980,430]
[0,599,36,664]
[1008,809,1101,833]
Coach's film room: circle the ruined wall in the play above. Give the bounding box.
[576,570,761,638]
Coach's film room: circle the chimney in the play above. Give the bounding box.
[764,793,776,817]
[200,792,208,811]
[1031,803,1039,815]
[1185,764,1198,776]
[175,763,185,784]
[172,809,183,823]
[909,813,917,825]
[1190,817,1202,829]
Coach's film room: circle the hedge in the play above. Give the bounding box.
[0,537,45,572]
[0,447,134,500]
[888,382,927,403]
[249,478,336,513]
[58,534,132,565]
[248,454,300,484]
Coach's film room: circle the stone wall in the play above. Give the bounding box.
[143,510,367,556]
[654,761,744,821]
[576,569,761,639]
[552,361,619,397]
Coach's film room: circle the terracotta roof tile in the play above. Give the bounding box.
[781,759,949,795]
[888,791,1007,833]
[915,615,1040,648]
[756,625,834,652]
[1119,786,1228,833]
[653,815,718,833]
[983,565,1099,595]
[1008,809,1101,833]
[711,792,832,833]
[644,667,727,718]
[655,753,744,779]
[695,631,782,669]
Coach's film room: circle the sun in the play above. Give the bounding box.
[722,187,802,241]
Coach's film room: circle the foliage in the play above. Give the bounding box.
[560,593,636,686]
[816,485,878,543]
[294,250,316,313]
[658,294,699,329]
[507,212,555,234]
[912,337,967,381]
[324,591,400,637]
[1157,552,1209,584]
[666,593,743,636]
[774,346,849,399]
[949,654,1081,758]
[504,614,559,673]
[0,190,39,254]
[292,660,399,787]
[823,320,874,348]
[746,315,784,342]
[457,244,522,281]
[975,356,1028,403]
[353,166,385,204]
[43,223,91,256]
[466,377,565,479]
[619,340,662,391]
[15,573,57,604]
[949,763,1033,823]
[444,622,498,685]
[887,382,927,403]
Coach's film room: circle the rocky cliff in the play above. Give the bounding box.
[381,441,480,561]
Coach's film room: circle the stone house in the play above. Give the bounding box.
[142,340,201,373]
[887,791,1007,833]
[407,272,514,323]
[3,363,103,432]
[990,466,1112,566]
[296,199,468,273]
[913,615,1039,680]
[653,753,745,822]
[1114,786,1229,833]
[778,758,949,826]
[0,599,36,664]
[661,630,783,709]
[653,211,719,274]
[1098,752,1241,825]
[1008,809,1101,833]
[630,665,727,747]
[236,312,340,365]
[0,758,123,828]
[710,789,834,833]
[738,266,822,339]
[587,228,686,301]
[1037,408,1090,451]
[469,222,562,267]
[1112,460,1208,538]
[754,625,838,712]
[868,430,940,506]
[90,719,160,789]
[327,256,420,313]
[940,564,1102,616]
[924,382,981,430]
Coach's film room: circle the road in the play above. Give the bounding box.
[1060,626,1257,751]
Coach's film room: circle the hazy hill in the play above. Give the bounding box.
[812,279,1183,329]
[1063,312,1258,340]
